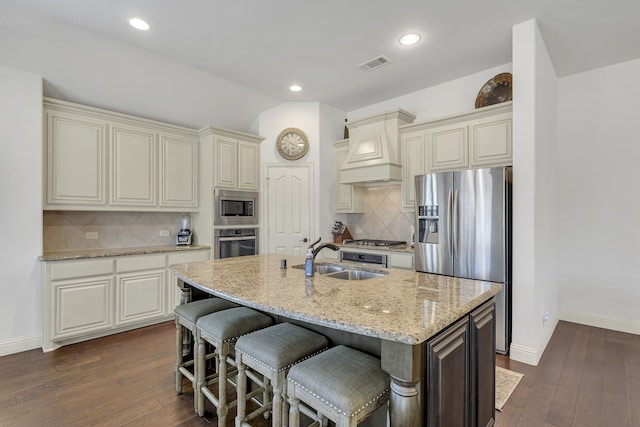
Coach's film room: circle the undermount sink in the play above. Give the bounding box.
[291,263,386,281]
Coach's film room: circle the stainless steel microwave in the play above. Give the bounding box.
[214,189,258,226]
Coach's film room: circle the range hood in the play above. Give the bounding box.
[339,109,415,185]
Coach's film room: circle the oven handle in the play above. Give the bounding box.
[217,236,258,242]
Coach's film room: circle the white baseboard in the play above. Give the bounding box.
[0,334,41,357]
[509,316,559,366]
[559,309,640,335]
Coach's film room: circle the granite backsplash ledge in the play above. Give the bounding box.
[43,211,189,252]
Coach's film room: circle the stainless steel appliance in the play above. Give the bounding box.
[340,251,388,267]
[214,228,259,259]
[343,239,406,248]
[176,214,192,246]
[414,166,512,354]
[214,189,258,226]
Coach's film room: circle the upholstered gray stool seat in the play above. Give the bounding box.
[196,307,274,427]
[287,345,390,427]
[235,322,329,427]
[174,298,239,396]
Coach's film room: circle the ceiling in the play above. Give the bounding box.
[11,0,640,126]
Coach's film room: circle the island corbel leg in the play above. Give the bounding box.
[380,340,423,427]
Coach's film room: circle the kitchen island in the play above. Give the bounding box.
[171,254,503,427]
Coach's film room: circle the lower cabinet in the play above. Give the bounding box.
[43,249,209,351]
[425,298,496,427]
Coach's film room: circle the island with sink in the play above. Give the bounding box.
[171,253,503,427]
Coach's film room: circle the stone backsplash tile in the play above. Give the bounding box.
[43,211,188,252]
[345,184,414,243]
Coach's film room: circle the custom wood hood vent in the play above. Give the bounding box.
[339,108,415,185]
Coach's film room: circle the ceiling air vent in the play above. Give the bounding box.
[357,55,392,72]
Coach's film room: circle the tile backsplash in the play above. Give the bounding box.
[43,211,189,252]
[344,184,415,243]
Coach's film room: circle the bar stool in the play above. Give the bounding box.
[174,298,239,396]
[286,345,390,427]
[235,322,329,427]
[195,306,274,426]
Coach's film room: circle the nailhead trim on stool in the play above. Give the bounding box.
[234,323,329,427]
[286,345,390,427]
[174,298,239,400]
[195,307,274,427]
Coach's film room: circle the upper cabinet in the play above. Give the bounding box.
[200,127,263,192]
[400,102,512,211]
[333,139,364,213]
[44,98,199,211]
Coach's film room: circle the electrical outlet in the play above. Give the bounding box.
[159,229,170,237]
[85,231,99,240]
[543,311,550,325]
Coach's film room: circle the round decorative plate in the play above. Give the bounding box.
[475,72,512,108]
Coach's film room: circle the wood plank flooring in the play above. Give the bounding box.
[496,321,640,427]
[0,320,638,426]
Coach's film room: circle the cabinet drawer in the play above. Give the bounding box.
[50,259,114,281]
[116,254,166,273]
[168,250,209,265]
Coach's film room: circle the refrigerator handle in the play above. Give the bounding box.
[453,189,459,260]
[447,189,453,259]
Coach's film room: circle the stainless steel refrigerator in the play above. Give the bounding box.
[414,166,512,354]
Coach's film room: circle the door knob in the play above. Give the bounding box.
[302,238,308,242]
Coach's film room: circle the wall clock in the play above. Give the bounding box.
[276,127,309,160]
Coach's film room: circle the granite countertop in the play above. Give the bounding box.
[39,245,211,261]
[171,254,502,345]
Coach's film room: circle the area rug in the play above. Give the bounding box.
[495,366,523,411]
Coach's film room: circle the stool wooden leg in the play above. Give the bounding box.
[217,347,229,427]
[235,352,247,427]
[288,395,300,427]
[175,318,183,394]
[196,333,206,416]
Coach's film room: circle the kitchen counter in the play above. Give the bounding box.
[171,253,500,345]
[171,254,502,426]
[39,244,211,261]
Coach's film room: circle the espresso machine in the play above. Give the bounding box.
[176,214,192,246]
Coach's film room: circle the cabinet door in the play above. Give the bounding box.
[469,113,512,168]
[426,317,469,427]
[214,136,238,188]
[160,134,198,208]
[237,141,259,191]
[469,300,496,427]
[51,276,114,340]
[401,130,427,211]
[428,123,468,172]
[45,111,107,207]
[116,270,166,326]
[388,252,414,270]
[334,140,364,213]
[110,124,156,206]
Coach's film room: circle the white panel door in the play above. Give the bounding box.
[265,164,314,257]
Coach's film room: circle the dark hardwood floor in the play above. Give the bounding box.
[0,320,638,426]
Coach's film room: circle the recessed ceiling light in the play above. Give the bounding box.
[129,18,150,31]
[399,33,421,46]
[289,85,302,92]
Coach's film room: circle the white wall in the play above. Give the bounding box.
[348,64,512,122]
[557,58,640,334]
[510,19,559,365]
[0,0,279,132]
[0,65,43,356]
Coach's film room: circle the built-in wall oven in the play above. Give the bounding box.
[214,189,258,226]
[214,228,259,259]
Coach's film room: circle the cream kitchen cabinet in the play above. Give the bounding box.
[115,254,167,327]
[400,102,512,212]
[333,139,364,213]
[42,248,209,352]
[388,251,414,270]
[202,126,263,191]
[44,98,199,211]
[45,109,108,207]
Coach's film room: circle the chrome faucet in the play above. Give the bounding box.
[308,237,340,259]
